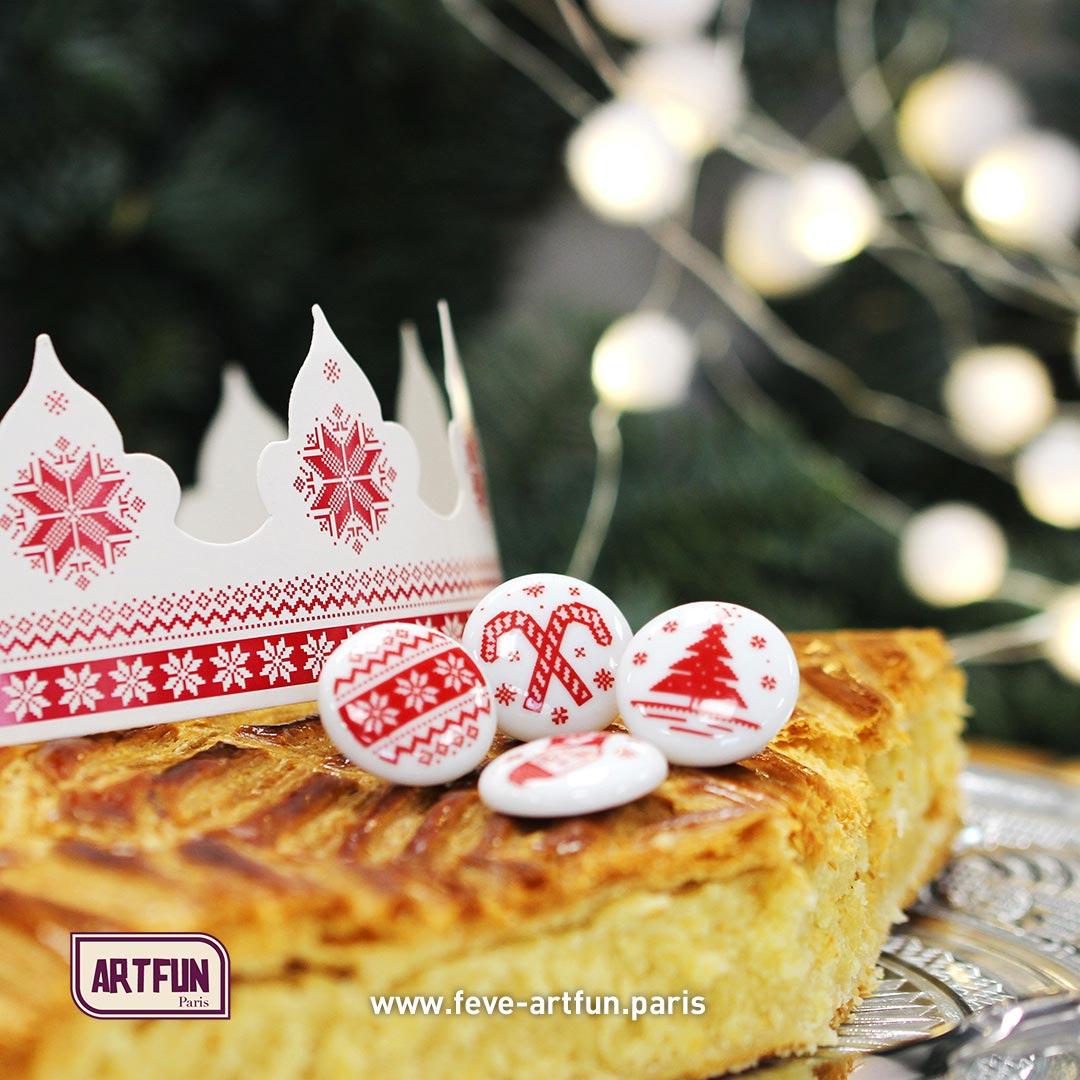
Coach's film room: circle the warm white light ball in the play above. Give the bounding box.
[588,0,721,42]
[566,100,692,225]
[785,161,880,265]
[897,62,1028,183]
[622,38,747,157]
[723,162,877,296]
[724,172,831,297]
[942,345,1056,455]
[899,503,1008,607]
[964,130,1080,251]
[1047,587,1080,682]
[1015,418,1080,528]
[591,311,697,412]
[1073,320,1080,384]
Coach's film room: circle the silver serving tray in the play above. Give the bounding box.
[742,763,1080,1080]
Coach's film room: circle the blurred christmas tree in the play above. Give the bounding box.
[3,0,1080,750]
[0,0,568,469]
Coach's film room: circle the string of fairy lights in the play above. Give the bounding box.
[445,0,1080,680]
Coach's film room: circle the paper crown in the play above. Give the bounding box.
[0,304,501,745]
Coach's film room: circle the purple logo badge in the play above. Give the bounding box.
[70,933,230,1019]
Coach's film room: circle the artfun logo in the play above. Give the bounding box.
[70,933,230,1019]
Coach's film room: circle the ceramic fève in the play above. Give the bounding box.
[616,601,799,766]
[478,730,668,817]
[319,622,496,785]
[463,573,632,741]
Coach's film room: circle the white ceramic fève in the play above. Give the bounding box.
[319,622,496,785]
[616,601,799,766]
[462,574,632,741]
[478,730,668,817]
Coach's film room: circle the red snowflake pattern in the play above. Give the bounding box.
[593,668,614,691]
[495,683,518,707]
[294,405,395,554]
[750,635,767,650]
[569,586,581,596]
[550,706,569,725]
[1,438,142,588]
[507,650,521,662]
[761,675,777,691]
[662,620,678,633]
[523,583,545,598]
[574,646,586,658]
[632,651,648,666]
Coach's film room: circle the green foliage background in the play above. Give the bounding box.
[2,0,1080,749]
[0,0,567,466]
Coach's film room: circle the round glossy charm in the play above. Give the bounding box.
[616,601,799,767]
[318,622,496,786]
[462,574,632,741]
[478,730,668,818]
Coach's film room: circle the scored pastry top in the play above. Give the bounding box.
[0,629,961,952]
[0,627,966,1076]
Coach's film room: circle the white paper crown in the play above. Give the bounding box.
[0,303,501,745]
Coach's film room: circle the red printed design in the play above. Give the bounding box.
[630,622,759,737]
[507,731,608,785]
[0,559,497,661]
[331,626,489,766]
[463,431,489,515]
[1,438,142,589]
[479,603,613,712]
[0,610,472,728]
[295,405,395,554]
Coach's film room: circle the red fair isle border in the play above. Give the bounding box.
[0,558,501,660]
[0,610,472,729]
